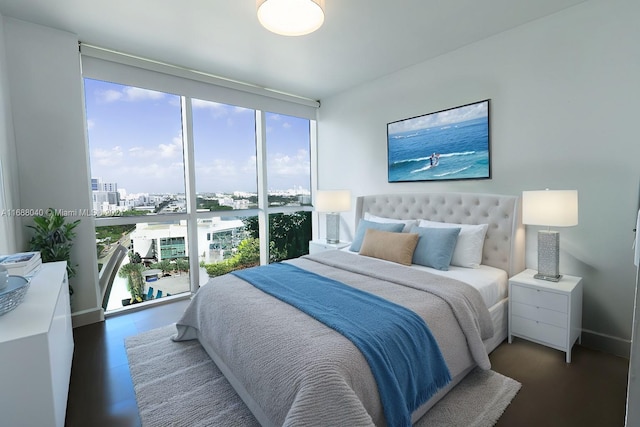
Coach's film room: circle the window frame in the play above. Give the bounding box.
[81,47,318,296]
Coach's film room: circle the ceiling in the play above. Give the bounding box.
[0,0,586,101]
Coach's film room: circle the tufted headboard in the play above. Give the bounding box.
[355,192,525,277]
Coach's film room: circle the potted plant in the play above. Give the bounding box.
[118,251,146,305]
[27,208,80,294]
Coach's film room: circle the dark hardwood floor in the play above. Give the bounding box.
[65,299,191,427]
[65,299,630,427]
[493,338,629,427]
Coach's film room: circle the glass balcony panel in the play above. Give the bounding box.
[97,221,193,311]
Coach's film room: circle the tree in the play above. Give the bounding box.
[119,251,146,303]
[175,258,190,272]
[204,237,260,278]
[243,211,311,262]
[203,211,311,278]
[236,238,260,266]
[152,259,173,275]
[197,197,233,211]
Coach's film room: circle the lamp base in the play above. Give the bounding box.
[536,230,561,282]
[326,212,340,244]
[533,273,562,282]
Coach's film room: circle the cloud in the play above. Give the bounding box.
[192,99,253,120]
[195,155,259,178]
[128,147,144,155]
[196,158,240,178]
[126,134,183,160]
[193,157,257,193]
[99,89,123,103]
[389,101,488,133]
[192,99,225,110]
[113,161,186,193]
[159,142,180,158]
[159,136,184,159]
[243,156,257,174]
[92,146,123,167]
[269,149,310,176]
[123,86,165,101]
[97,86,165,103]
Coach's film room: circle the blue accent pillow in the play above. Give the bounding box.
[410,225,461,270]
[350,219,405,252]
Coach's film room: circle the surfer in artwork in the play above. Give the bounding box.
[429,152,440,168]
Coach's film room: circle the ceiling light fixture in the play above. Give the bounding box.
[257,0,325,36]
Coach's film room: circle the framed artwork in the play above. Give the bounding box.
[387,99,491,183]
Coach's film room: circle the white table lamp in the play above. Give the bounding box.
[522,189,578,282]
[316,190,351,244]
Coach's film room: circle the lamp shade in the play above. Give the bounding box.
[257,0,325,36]
[522,190,578,227]
[316,190,351,212]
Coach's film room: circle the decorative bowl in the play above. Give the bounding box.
[0,275,30,317]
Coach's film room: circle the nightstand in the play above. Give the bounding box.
[308,239,351,254]
[508,269,583,363]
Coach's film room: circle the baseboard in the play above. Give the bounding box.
[581,329,630,359]
[71,307,104,328]
[104,293,191,318]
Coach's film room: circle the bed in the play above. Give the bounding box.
[174,192,525,426]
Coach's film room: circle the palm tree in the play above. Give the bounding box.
[118,252,145,303]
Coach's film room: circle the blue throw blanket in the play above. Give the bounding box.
[232,263,451,427]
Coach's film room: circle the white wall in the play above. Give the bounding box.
[3,18,100,325]
[318,0,640,356]
[0,15,20,253]
[627,266,639,426]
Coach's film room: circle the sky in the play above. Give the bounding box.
[388,100,489,135]
[84,79,311,194]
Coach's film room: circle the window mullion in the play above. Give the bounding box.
[181,96,200,291]
[255,110,269,265]
[310,120,319,240]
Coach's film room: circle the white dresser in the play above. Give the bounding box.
[508,269,582,363]
[0,261,74,427]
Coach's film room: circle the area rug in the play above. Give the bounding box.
[125,324,521,427]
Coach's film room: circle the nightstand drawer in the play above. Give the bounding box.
[511,284,568,313]
[512,315,567,348]
[511,301,568,328]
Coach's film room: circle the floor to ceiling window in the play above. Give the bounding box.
[82,55,317,312]
[85,78,193,309]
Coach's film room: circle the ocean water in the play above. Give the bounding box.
[388,117,490,182]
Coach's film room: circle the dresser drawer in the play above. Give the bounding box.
[511,301,568,328]
[511,284,568,313]
[511,315,567,348]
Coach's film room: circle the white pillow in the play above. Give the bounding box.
[364,212,417,232]
[418,219,489,268]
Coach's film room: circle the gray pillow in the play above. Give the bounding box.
[410,225,461,270]
[349,219,405,252]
